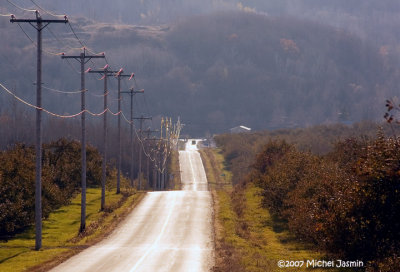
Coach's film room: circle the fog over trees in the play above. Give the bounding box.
[1,1,400,135]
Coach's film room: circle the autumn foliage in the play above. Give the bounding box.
[216,127,400,271]
[0,138,103,238]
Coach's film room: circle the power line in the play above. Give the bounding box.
[16,22,65,56]
[89,90,109,98]
[47,25,84,52]
[4,3,176,189]
[42,85,84,94]
[63,58,81,74]
[66,22,105,57]
[6,0,36,12]
[67,22,85,48]
[29,0,65,18]
[0,81,112,118]
[16,22,35,42]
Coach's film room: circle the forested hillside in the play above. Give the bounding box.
[14,0,400,43]
[1,11,398,135]
[7,0,400,50]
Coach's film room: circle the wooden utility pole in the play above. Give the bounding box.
[114,70,134,194]
[88,66,118,210]
[165,118,171,189]
[147,138,164,191]
[134,115,152,190]
[61,48,104,232]
[144,129,159,190]
[160,144,165,190]
[121,88,144,187]
[10,11,68,250]
[152,159,157,190]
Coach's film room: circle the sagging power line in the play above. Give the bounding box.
[2,3,183,250]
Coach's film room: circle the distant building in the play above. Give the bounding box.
[230,125,251,134]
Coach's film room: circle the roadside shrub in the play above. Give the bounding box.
[250,134,400,270]
[286,160,359,254]
[0,144,36,236]
[251,141,319,217]
[350,135,400,267]
[0,139,103,238]
[216,126,400,270]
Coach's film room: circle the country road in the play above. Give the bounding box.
[50,139,214,272]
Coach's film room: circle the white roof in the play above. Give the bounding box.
[230,125,251,131]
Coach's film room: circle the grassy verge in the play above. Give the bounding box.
[0,187,145,272]
[200,148,338,272]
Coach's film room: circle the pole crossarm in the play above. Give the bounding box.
[121,87,144,95]
[121,90,144,94]
[10,19,68,23]
[61,56,105,58]
[88,69,121,75]
[62,53,105,64]
[10,15,68,31]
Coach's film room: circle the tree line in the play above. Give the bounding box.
[215,122,400,271]
[0,111,172,239]
[0,139,102,237]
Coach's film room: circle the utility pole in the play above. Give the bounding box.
[121,88,144,188]
[156,144,162,190]
[160,118,164,190]
[61,48,104,232]
[160,143,165,190]
[10,11,68,251]
[166,118,171,189]
[152,157,157,190]
[151,140,163,191]
[88,66,118,210]
[157,142,162,190]
[144,129,159,190]
[134,115,152,190]
[114,70,134,194]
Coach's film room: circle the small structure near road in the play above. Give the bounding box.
[230,125,251,134]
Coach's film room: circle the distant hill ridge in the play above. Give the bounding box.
[1,8,399,135]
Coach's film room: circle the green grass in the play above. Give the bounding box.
[239,183,336,271]
[199,148,232,190]
[0,188,144,272]
[201,148,338,272]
